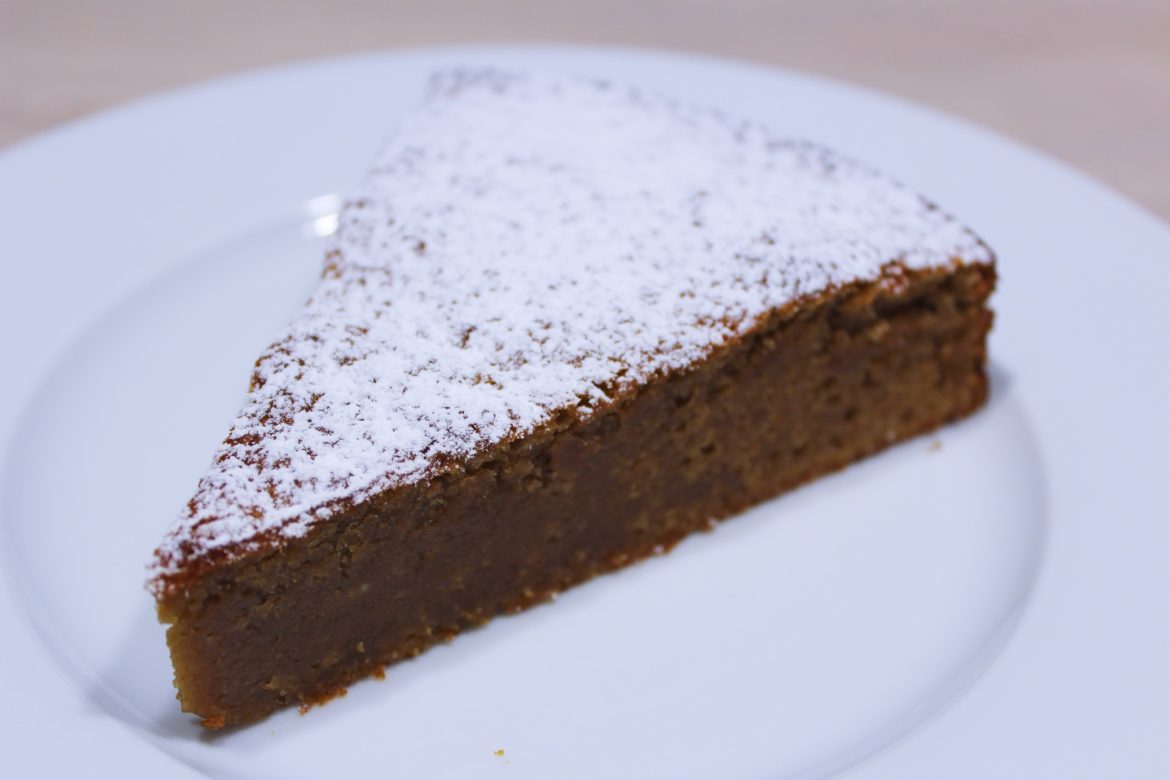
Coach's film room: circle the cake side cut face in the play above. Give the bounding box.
[148,69,992,597]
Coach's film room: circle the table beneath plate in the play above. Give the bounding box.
[2,0,1167,222]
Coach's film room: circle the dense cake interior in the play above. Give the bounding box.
[159,262,993,727]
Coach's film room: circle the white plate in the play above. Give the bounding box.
[1,45,1167,779]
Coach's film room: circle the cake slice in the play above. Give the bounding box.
[149,69,996,728]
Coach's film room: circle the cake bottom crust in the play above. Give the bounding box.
[157,261,995,728]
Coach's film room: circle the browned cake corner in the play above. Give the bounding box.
[149,70,996,728]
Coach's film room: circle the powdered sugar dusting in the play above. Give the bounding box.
[149,69,991,591]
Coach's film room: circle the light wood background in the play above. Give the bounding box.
[2,0,1167,219]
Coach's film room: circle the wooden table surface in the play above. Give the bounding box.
[2,0,1167,220]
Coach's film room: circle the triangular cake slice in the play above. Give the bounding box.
[149,69,995,728]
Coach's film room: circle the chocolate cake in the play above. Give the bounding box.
[148,69,996,728]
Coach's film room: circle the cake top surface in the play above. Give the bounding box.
[150,68,991,592]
